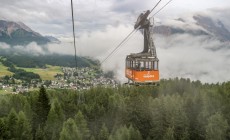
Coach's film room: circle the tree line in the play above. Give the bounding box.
[0,58,41,82]
[0,78,230,140]
[0,53,100,68]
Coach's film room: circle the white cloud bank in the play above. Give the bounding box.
[1,23,230,83]
[156,34,230,83]
[46,25,230,83]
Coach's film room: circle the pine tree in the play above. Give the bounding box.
[98,123,109,140]
[74,110,90,140]
[35,125,45,140]
[37,85,51,125]
[109,125,142,140]
[0,118,7,139]
[16,111,32,140]
[32,85,51,139]
[205,112,229,140]
[7,108,18,139]
[45,98,65,140]
[163,127,175,140]
[148,98,166,140]
[59,118,82,140]
[23,100,33,121]
[128,125,143,140]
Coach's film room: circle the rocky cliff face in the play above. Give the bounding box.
[193,15,230,42]
[0,20,60,46]
[153,15,230,42]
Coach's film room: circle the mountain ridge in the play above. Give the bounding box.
[153,14,230,42]
[0,20,60,46]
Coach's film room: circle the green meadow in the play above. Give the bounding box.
[0,63,63,80]
[20,65,63,80]
[0,62,13,77]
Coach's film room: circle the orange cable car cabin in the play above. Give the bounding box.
[125,10,159,85]
[125,55,159,84]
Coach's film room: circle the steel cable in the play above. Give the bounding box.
[100,0,163,64]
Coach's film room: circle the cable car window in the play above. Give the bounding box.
[134,61,137,69]
[140,61,144,70]
[149,61,152,70]
[154,61,158,70]
[131,61,133,68]
[150,61,153,69]
[146,61,148,70]
[145,61,148,70]
[135,61,139,70]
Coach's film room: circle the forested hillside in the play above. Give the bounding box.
[0,53,99,68]
[0,78,230,140]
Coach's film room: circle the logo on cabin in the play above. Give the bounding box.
[143,71,154,78]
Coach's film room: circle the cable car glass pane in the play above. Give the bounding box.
[154,61,158,70]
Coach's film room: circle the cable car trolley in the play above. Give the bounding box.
[125,10,159,85]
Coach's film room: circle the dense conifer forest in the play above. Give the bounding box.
[0,78,230,140]
[0,52,99,68]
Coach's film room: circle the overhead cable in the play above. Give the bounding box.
[151,0,173,17]
[101,28,137,64]
[101,0,174,64]
[71,0,78,68]
[150,0,162,13]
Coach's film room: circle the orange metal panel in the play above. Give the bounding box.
[125,69,133,79]
[125,68,159,83]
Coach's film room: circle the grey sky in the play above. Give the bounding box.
[1,0,229,37]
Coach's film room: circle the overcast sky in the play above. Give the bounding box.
[1,0,230,83]
[0,0,230,37]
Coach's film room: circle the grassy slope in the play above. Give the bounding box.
[20,65,63,80]
[0,89,11,94]
[0,62,63,80]
[0,62,13,77]
[0,89,5,94]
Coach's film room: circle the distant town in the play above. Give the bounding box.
[0,67,118,94]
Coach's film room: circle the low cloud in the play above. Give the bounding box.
[156,34,230,83]
[1,4,230,83]
[207,7,230,31]
[53,24,230,83]
[13,42,46,55]
[0,43,10,49]
[1,22,230,83]
[99,31,230,83]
